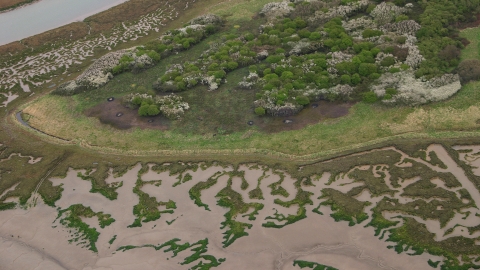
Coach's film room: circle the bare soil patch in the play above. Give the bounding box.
[85,99,352,134]
[256,101,353,133]
[85,99,169,130]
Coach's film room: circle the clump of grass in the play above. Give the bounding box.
[216,183,264,247]
[56,204,115,252]
[268,171,290,198]
[76,164,123,200]
[189,171,225,210]
[129,166,177,227]
[109,235,117,245]
[293,260,338,270]
[386,217,480,269]
[347,167,396,197]
[117,238,226,268]
[319,188,370,226]
[263,180,313,228]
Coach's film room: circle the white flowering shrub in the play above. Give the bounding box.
[288,40,313,55]
[303,84,354,101]
[259,1,294,19]
[254,98,303,117]
[311,0,369,23]
[370,2,407,25]
[381,20,421,35]
[342,17,377,38]
[372,71,461,106]
[53,80,84,96]
[188,14,224,26]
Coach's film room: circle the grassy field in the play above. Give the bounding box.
[460,26,480,61]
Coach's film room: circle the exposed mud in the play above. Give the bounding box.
[257,101,353,133]
[85,99,352,134]
[84,99,169,130]
[1,144,479,269]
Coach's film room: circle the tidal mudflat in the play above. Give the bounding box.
[2,144,478,269]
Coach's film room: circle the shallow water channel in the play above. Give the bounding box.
[0,0,128,45]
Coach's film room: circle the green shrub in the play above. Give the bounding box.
[132,96,143,106]
[389,67,400,73]
[340,74,351,84]
[309,32,322,41]
[386,88,397,96]
[336,61,357,74]
[395,14,409,22]
[227,61,239,70]
[281,71,294,80]
[362,29,383,38]
[146,51,161,62]
[255,107,266,115]
[298,29,311,38]
[396,36,407,44]
[296,96,310,106]
[266,55,284,64]
[147,105,160,116]
[363,92,378,103]
[351,73,362,85]
[264,73,279,80]
[353,42,375,53]
[358,63,378,76]
[213,70,226,79]
[263,84,275,90]
[369,73,381,80]
[366,4,376,13]
[380,56,395,67]
[294,18,307,28]
[244,32,255,41]
[138,104,150,116]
